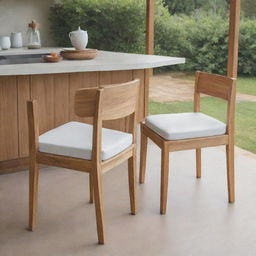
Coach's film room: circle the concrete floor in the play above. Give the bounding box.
[1,141,256,256]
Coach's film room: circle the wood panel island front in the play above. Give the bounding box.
[0,48,185,174]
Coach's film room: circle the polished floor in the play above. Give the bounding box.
[1,141,256,256]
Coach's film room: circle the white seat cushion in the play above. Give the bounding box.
[39,122,133,161]
[145,112,226,140]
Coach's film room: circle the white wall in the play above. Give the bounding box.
[0,0,55,46]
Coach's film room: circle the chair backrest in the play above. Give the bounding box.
[194,71,236,135]
[74,79,140,121]
[100,80,140,120]
[194,71,236,101]
[74,89,100,118]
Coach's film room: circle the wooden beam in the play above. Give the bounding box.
[146,0,154,55]
[227,0,241,78]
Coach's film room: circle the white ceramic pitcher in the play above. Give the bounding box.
[69,27,88,50]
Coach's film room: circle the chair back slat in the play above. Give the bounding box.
[74,79,140,120]
[101,79,140,121]
[74,88,100,118]
[195,71,235,100]
[194,71,236,135]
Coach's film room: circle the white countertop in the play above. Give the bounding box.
[0,48,185,76]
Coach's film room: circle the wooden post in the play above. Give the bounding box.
[146,0,154,55]
[144,0,155,117]
[227,0,241,78]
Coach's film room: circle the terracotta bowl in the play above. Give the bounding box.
[43,55,63,63]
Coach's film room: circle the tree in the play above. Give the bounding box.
[241,0,256,18]
[163,0,202,15]
[164,0,228,15]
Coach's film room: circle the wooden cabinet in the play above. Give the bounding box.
[0,69,147,173]
[17,75,30,157]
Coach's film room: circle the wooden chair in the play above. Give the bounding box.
[139,71,236,214]
[27,79,140,244]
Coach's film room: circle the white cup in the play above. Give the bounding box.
[11,32,23,48]
[1,36,11,50]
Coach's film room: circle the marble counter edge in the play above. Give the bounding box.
[0,49,185,76]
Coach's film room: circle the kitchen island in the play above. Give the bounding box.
[0,48,185,173]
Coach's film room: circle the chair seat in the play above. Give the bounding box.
[39,122,133,161]
[145,112,226,140]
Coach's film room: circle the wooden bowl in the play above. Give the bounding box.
[43,55,62,63]
[60,49,98,60]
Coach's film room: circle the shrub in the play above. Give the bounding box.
[155,13,229,75]
[238,19,256,75]
[155,12,256,76]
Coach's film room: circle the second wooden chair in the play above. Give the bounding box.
[139,72,236,214]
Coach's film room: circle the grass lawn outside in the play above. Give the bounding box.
[237,77,256,96]
[149,98,256,154]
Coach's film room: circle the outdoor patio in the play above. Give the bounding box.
[1,139,256,256]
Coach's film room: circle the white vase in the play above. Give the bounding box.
[11,32,23,48]
[69,27,88,50]
[1,36,11,50]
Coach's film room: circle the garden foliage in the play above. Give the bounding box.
[50,0,256,76]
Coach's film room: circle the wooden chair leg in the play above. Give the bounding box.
[28,159,39,231]
[196,148,202,178]
[226,144,235,203]
[128,148,137,215]
[92,167,105,244]
[160,145,170,215]
[89,173,94,203]
[139,129,148,184]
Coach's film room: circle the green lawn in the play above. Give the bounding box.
[149,98,256,154]
[168,72,256,96]
[237,77,256,96]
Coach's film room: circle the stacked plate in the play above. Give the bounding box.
[60,48,98,60]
